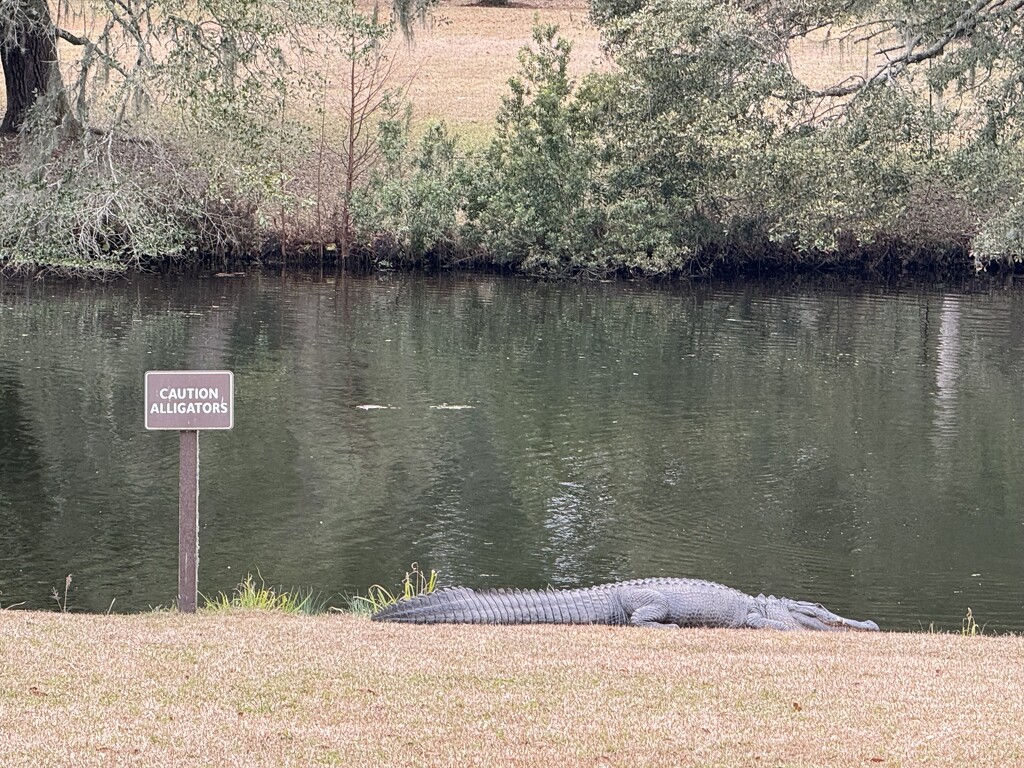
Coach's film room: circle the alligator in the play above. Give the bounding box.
[371,577,880,631]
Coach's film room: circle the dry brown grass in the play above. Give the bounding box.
[392,0,606,139]
[788,29,881,92]
[2,611,1023,767]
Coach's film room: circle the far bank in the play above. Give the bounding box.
[4,2,1024,279]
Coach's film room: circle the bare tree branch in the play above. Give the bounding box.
[812,0,1024,98]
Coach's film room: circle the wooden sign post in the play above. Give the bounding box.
[145,370,234,613]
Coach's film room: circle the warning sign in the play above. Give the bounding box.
[145,371,234,430]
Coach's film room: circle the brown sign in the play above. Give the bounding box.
[145,370,234,430]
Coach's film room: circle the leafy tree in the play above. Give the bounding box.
[463,24,601,272]
[0,0,431,136]
[0,0,433,272]
[0,0,321,271]
[353,118,462,265]
[581,0,796,270]
[586,0,1024,268]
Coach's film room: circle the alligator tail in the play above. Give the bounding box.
[370,586,622,625]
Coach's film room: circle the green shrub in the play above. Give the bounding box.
[353,118,462,265]
[461,23,600,271]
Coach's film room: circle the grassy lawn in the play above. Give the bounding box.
[392,0,607,141]
[2,611,1022,766]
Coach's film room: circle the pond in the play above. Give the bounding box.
[1,273,1022,632]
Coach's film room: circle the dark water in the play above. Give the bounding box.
[1,273,1022,632]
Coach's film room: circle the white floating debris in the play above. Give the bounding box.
[356,405,396,410]
[430,404,474,410]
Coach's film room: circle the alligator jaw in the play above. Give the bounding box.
[833,616,881,631]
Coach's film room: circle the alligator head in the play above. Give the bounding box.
[782,598,880,631]
[749,594,880,631]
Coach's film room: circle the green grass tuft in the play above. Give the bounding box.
[203,573,328,615]
[348,562,437,617]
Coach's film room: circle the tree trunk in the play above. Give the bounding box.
[0,0,69,135]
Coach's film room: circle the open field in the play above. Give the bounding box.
[2,611,1022,767]
[392,0,607,137]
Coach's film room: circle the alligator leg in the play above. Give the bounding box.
[620,588,678,628]
[744,615,795,630]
